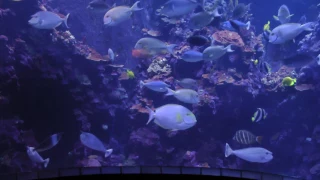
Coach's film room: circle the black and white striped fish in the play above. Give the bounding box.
[233,130,263,145]
[251,108,267,122]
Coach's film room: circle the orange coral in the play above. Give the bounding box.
[212,30,245,48]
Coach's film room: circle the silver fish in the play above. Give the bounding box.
[28,11,70,29]
[225,143,273,163]
[80,132,113,158]
[27,146,50,168]
[159,0,199,18]
[273,5,294,24]
[140,80,170,92]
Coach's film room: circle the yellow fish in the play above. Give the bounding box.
[263,21,271,32]
[126,70,135,79]
[282,77,296,86]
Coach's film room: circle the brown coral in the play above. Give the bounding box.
[212,30,245,48]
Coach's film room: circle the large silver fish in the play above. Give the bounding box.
[159,0,200,18]
[28,11,70,29]
[80,132,113,158]
[134,37,176,56]
[225,143,273,163]
[269,23,314,44]
[103,1,143,26]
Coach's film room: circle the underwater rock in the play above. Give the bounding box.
[147,57,172,77]
[129,128,160,147]
[212,30,245,49]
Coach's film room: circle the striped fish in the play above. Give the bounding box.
[251,108,267,122]
[233,130,263,145]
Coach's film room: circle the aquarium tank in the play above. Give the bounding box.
[0,0,320,179]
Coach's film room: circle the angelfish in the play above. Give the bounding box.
[80,132,113,158]
[27,146,50,168]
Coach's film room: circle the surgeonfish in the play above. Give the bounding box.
[233,130,263,144]
[28,11,70,29]
[203,45,234,61]
[181,50,204,62]
[80,132,113,158]
[273,5,294,24]
[189,10,220,29]
[103,1,143,26]
[176,78,198,89]
[35,132,63,152]
[251,108,267,122]
[146,104,197,131]
[269,23,314,44]
[158,0,200,18]
[165,88,200,104]
[26,146,50,168]
[140,80,170,92]
[225,143,273,163]
[134,37,176,56]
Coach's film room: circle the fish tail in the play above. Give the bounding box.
[146,106,155,125]
[166,44,177,55]
[131,1,143,11]
[139,80,145,89]
[256,136,263,144]
[165,88,175,96]
[301,22,314,31]
[63,13,70,28]
[105,149,113,158]
[225,45,234,52]
[246,21,251,30]
[43,158,50,168]
[225,143,233,157]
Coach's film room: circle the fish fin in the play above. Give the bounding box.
[166,44,177,55]
[273,15,279,21]
[210,36,215,46]
[63,13,70,28]
[225,143,233,157]
[146,106,155,125]
[256,136,263,144]
[165,88,175,96]
[105,149,113,158]
[139,80,145,89]
[43,158,50,168]
[212,8,221,17]
[131,1,143,11]
[246,21,251,30]
[293,39,295,43]
[287,14,294,19]
[300,22,314,31]
[225,45,234,52]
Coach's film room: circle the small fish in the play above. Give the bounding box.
[282,77,296,87]
[28,11,70,29]
[146,104,197,131]
[176,78,198,89]
[221,21,237,31]
[134,37,176,56]
[317,54,320,65]
[187,35,210,46]
[140,80,170,92]
[306,137,312,142]
[26,146,50,168]
[165,88,200,104]
[181,50,203,62]
[103,1,143,26]
[225,143,273,163]
[203,45,234,61]
[251,108,267,122]
[102,124,108,130]
[233,130,263,145]
[108,48,114,61]
[263,21,270,32]
[80,132,113,158]
[269,23,314,44]
[159,0,200,18]
[189,11,216,29]
[273,5,294,24]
